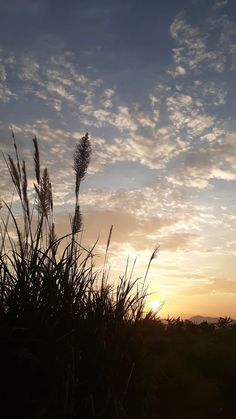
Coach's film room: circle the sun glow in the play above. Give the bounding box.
[149,299,165,313]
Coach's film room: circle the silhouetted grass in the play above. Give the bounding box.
[1,134,236,419]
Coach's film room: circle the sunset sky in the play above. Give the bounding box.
[1,0,236,318]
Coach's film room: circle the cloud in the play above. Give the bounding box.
[170,14,217,72]
[168,65,187,77]
[214,0,228,9]
[166,130,236,188]
[19,54,40,82]
[181,276,236,296]
[170,8,236,74]
[167,93,215,137]
[47,82,77,104]
[194,80,227,106]
[14,51,105,112]
[51,206,199,261]
[0,49,17,102]
[91,125,186,171]
[10,98,184,176]
[0,84,16,102]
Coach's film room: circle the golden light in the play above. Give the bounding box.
[149,299,164,313]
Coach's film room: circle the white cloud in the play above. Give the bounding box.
[166,93,216,138]
[114,106,138,131]
[47,82,77,103]
[166,129,236,189]
[0,84,16,102]
[176,65,186,75]
[169,10,236,74]
[19,54,40,82]
[0,49,17,102]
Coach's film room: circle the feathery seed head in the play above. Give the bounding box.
[73,133,91,196]
[8,155,22,200]
[34,167,52,218]
[33,136,40,185]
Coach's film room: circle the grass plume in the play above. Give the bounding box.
[73,132,91,198]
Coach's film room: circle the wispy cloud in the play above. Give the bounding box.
[0,49,17,102]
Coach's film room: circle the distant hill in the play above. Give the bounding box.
[189,315,218,324]
[189,315,235,324]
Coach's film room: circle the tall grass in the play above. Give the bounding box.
[1,134,236,419]
[0,133,158,418]
[0,133,155,325]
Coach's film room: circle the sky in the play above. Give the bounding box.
[1,0,236,318]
